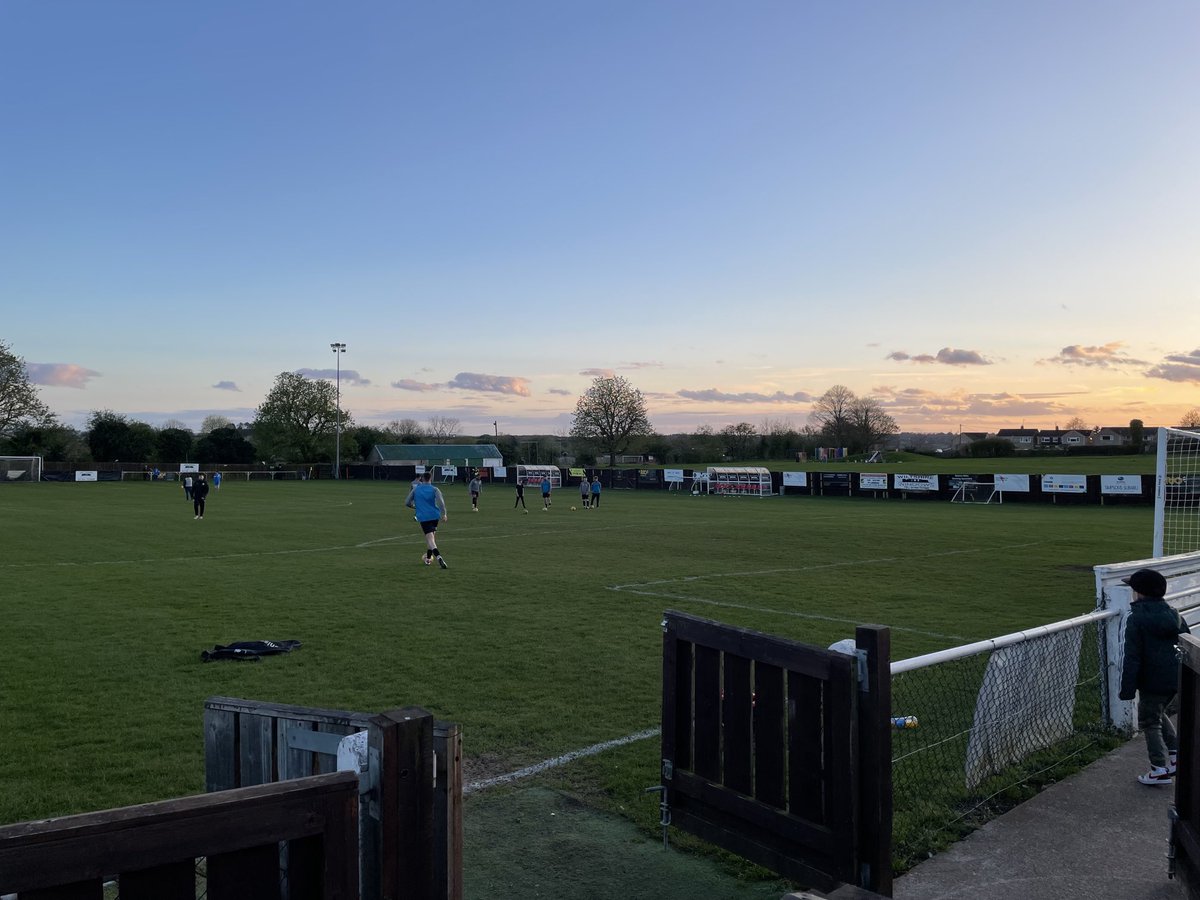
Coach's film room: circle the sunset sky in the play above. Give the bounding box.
[2,1,1197,436]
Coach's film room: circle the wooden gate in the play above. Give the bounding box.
[1172,632,1200,894]
[661,611,892,895]
[204,697,462,900]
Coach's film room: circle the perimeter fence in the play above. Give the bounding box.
[888,612,1119,869]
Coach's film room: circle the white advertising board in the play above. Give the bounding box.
[75,471,98,482]
[994,473,1030,492]
[664,469,684,483]
[859,473,888,490]
[894,473,939,492]
[179,463,200,473]
[1100,475,1142,495]
[782,471,807,487]
[441,465,459,476]
[1042,474,1087,494]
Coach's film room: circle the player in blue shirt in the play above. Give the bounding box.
[541,475,552,509]
[405,470,449,568]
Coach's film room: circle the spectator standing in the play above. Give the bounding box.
[193,474,210,520]
[1119,568,1188,785]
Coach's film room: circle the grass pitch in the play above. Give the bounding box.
[0,480,1150,879]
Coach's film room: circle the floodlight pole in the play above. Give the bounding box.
[331,342,346,479]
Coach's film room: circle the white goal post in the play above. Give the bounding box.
[950,480,998,504]
[1154,426,1200,557]
[0,455,43,482]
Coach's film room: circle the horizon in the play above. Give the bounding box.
[4,2,1198,436]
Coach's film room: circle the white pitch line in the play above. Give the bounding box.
[609,540,1047,591]
[606,540,1048,643]
[464,726,660,795]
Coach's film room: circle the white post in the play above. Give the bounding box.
[1154,426,1168,557]
[330,342,346,480]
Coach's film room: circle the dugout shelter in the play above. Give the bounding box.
[516,464,561,488]
[705,466,773,497]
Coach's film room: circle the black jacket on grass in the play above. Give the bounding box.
[1119,598,1188,700]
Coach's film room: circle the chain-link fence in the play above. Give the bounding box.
[890,615,1119,869]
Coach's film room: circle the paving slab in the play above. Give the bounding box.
[893,739,1184,900]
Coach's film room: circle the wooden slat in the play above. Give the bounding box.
[434,722,465,900]
[788,670,825,823]
[722,653,753,795]
[287,834,325,900]
[0,772,357,895]
[753,662,786,809]
[119,859,196,900]
[667,610,836,679]
[207,843,281,900]
[855,625,893,896]
[671,770,837,851]
[823,651,858,881]
[24,883,103,900]
[673,639,694,774]
[693,645,721,781]
[205,705,238,792]
[278,718,317,781]
[239,713,276,787]
[372,707,435,900]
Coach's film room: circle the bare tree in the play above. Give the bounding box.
[720,422,760,460]
[1064,416,1091,432]
[848,396,898,452]
[425,415,461,442]
[200,414,233,434]
[809,385,856,448]
[387,418,425,443]
[1180,408,1200,429]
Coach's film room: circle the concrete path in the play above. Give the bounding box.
[893,739,1185,900]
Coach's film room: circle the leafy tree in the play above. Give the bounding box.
[1129,419,1145,452]
[86,411,157,462]
[1180,409,1200,429]
[570,375,653,465]
[2,422,89,462]
[156,427,194,463]
[720,422,760,460]
[760,418,799,460]
[348,425,392,461]
[0,339,53,440]
[425,416,461,442]
[253,372,348,463]
[194,426,256,465]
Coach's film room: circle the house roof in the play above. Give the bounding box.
[371,443,503,462]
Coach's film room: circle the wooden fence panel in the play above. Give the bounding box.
[203,696,462,900]
[661,611,892,895]
[0,772,359,900]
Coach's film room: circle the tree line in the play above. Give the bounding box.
[6,339,1198,468]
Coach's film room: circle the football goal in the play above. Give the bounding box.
[1154,426,1200,557]
[951,480,998,504]
[0,455,43,482]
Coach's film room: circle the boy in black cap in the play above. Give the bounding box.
[1118,568,1188,785]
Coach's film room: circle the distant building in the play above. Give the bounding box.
[367,443,504,468]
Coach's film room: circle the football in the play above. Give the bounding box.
[570,506,577,511]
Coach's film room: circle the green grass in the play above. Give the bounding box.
[0,481,1151,874]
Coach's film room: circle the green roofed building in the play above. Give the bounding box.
[367,444,504,468]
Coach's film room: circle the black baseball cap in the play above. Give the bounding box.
[1122,568,1167,598]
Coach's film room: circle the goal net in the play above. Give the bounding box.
[1154,427,1200,557]
[0,455,43,482]
[951,480,998,504]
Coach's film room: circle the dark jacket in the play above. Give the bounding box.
[1119,598,1188,700]
[194,479,210,500]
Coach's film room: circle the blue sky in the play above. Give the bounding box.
[3,1,1197,435]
